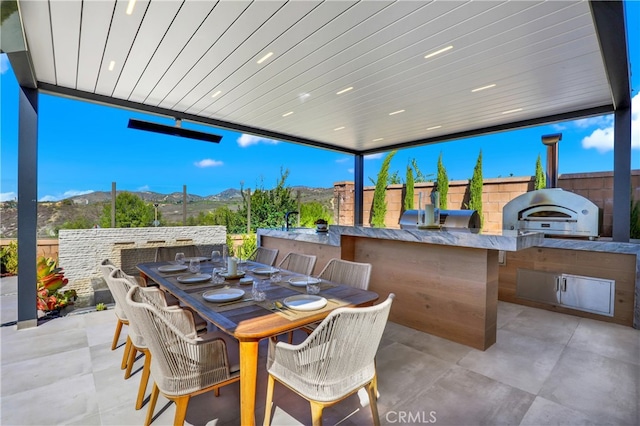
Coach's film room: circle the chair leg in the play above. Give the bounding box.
[214,387,220,397]
[135,349,152,410]
[366,380,381,426]
[145,382,160,426]
[111,319,124,350]
[124,346,138,379]
[287,331,294,344]
[309,401,324,426]
[121,336,132,370]
[173,395,190,426]
[263,375,275,426]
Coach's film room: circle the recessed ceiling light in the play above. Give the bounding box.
[108,60,115,71]
[372,138,384,142]
[427,126,442,130]
[471,84,496,92]
[282,111,294,117]
[424,45,453,59]
[125,0,136,15]
[502,108,523,114]
[336,87,353,95]
[211,90,221,98]
[334,126,345,131]
[389,110,405,116]
[257,52,274,64]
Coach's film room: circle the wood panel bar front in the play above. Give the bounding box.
[344,235,498,350]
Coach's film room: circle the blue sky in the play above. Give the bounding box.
[1,3,638,202]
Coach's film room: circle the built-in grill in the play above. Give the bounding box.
[399,209,481,231]
[502,133,600,239]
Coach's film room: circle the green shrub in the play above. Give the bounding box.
[631,198,640,239]
[468,150,483,228]
[437,153,449,209]
[404,164,414,211]
[0,241,18,275]
[371,151,397,227]
[534,154,546,190]
[237,234,257,260]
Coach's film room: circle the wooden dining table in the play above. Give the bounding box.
[137,258,379,425]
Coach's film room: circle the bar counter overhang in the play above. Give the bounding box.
[258,226,544,350]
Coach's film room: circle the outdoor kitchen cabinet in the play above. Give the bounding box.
[516,269,615,317]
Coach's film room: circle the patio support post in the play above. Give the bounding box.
[354,154,364,226]
[16,86,38,329]
[612,106,631,242]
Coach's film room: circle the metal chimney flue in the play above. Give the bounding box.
[541,133,562,188]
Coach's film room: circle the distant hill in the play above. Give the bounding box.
[0,186,333,238]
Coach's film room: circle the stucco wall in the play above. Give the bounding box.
[58,226,225,306]
[334,170,640,236]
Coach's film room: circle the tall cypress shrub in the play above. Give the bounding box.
[404,164,414,211]
[468,150,484,228]
[437,153,449,209]
[534,154,546,190]
[371,150,397,227]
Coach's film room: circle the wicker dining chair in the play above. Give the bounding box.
[277,252,317,276]
[264,294,395,426]
[287,258,373,344]
[126,286,240,426]
[317,258,372,290]
[105,269,165,410]
[99,259,128,351]
[249,247,279,266]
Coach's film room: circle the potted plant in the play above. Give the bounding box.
[36,256,77,318]
[314,218,328,232]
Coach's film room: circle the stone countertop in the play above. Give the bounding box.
[257,226,544,252]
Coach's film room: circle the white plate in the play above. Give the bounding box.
[219,270,246,279]
[287,277,321,287]
[283,295,327,311]
[184,256,209,263]
[239,277,254,285]
[158,264,188,273]
[252,267,278,275]
[176,273,211,284]
[202,288,245,303]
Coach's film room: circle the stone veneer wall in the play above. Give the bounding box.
[58,226,225,307]
[334,170,640,236]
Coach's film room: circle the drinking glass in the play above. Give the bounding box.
[211,250,222,265]
[175,252,185,265]
[212,268,225,284]
[188,258,200,274]
[306,276,320,295]
[270,268,282,283]
[252,280,267,302]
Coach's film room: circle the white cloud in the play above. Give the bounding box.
[335,157,351,163]
[137,185,151,192]
[347,168,354,174]
[0,192,16,201]
[0,54,9,74]
[364,153,384,160]
[194,158,223,168]
[581,94,639,153]
[574,115,613,129]
[237,134,279,147]
[39,195,57,202]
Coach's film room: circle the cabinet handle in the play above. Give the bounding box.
[555,276,560,291]
[561,277,567,292]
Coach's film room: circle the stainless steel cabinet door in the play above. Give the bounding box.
[559,274,615,317]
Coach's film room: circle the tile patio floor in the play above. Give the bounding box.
[1,275,638,425]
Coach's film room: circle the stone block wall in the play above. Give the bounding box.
[58,226,226,307]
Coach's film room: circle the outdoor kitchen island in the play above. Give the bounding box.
[257,226,543,350]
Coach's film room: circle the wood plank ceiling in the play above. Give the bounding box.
[17,0,614,154]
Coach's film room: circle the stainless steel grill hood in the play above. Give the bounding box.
[502,188,600,239]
